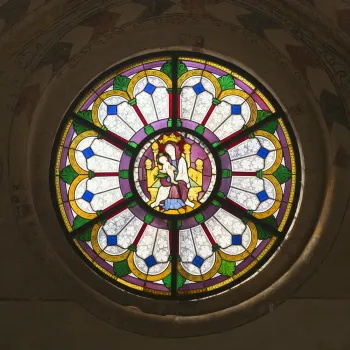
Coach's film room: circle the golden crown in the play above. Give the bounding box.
[158,133,182,144]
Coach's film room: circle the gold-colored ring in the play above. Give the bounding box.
[56,120,76,231]
[178,57,231,75]
[255,90,276,113]
[231,72,255,91]
[58,203,73,232]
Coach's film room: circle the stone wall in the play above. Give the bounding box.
[0,0,349,348]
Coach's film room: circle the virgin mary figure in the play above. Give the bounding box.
[150,142,195,211]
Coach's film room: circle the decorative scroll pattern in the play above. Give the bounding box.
[52,53,300,298]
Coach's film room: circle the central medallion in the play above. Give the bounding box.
[133,130,217,215]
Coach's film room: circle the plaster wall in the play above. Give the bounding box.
[0,0,350,348]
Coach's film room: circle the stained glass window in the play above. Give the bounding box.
[51,53,301,299]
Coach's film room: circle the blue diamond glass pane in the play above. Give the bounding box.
[193,82,205,95]
[257,190,269,202]
[82,147,94,159]
[192,255,204,268]
[231,104,242,115]
[107,235,117,246]
[144,82,156,95]
[107,105,118,115]
[145,255,157,268]
[257,147,269,159]
[232,235,242,245]
[82,190,94,202]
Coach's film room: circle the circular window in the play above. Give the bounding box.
[51,52,301,300]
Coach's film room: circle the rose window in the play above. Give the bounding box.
[51,52,300,299]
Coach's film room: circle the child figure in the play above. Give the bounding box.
[150,144,194,211]
[150,155,186,210]
[158,155,178,185]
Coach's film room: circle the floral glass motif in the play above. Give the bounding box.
[52,53,300,299]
